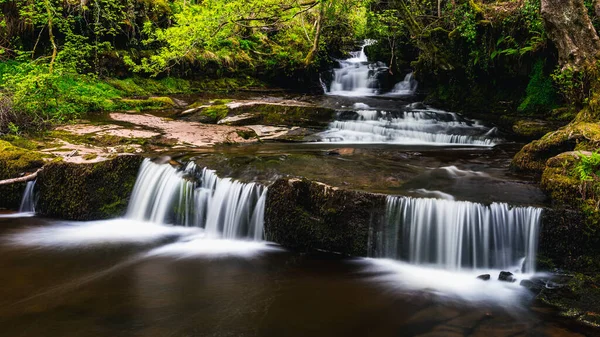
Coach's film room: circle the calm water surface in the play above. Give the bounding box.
[0,216,592,337]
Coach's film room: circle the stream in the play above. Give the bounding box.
[0,44,593,336]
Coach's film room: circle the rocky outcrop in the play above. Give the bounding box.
[36,155,144,220]
[264,178,387,256]
[511,122,600,174]
[0,140,45,210]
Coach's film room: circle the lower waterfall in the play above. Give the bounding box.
[18,180,36,213]
[127,159,267,240]
[373,196,542,273]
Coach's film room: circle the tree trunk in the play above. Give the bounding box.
[0,169,42,186]
[541,0,600,69]
[44,0,57,72]
[595,0,600,18]
[304,4,323,67]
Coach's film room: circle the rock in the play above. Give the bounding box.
[408,102,427,110]
[0,140,45,210]
[477,274,491,281]
[264,178,387,256]
[512,119,557,139]
[519,278,545,293]
[511,121,600,174]
[498,271,516,283]
[36,155,144,220]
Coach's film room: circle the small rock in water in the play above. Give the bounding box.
[477,274,491,281]
[498,271,516,283]
[519,279,544,294]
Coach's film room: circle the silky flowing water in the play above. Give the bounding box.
[0,43,593,336]
[0,216,591,337]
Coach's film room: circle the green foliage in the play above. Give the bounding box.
[575,151,600,182]
[551,66,589,107]
[518,60,557,113]
[0,62,123,131]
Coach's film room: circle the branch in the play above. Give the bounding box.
[0,168,42,186]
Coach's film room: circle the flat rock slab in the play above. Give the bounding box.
[110,113,254,147]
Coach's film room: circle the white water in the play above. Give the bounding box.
[373,196,541,273]
[127,159,267,240]
[327,40,414,97]
[18,180,36,213]
[387,72,418,96]
[319,108,498,146]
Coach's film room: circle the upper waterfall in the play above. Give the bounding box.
[373,196,542,273]
[127,159,267,240]
[326,40,415,97]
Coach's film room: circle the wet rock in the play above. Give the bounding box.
[0,140,45,210]
[264,178,387,256]
[511,121,600,174]
[408,102,427,110]
[512,119,557,140]
[519,279,544,294]
[476,274,491,281]
[37,155,144,220]
[498,271,516,283]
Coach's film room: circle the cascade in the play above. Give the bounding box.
[127,159,267,240]
[388,72,418,96]
[327,40,413,97]
[18,180,36,213]
[373,196,542,273]
[319,108,498,146]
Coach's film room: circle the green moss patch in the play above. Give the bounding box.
[36,155,144,220]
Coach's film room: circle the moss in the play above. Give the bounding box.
[222,104,335,128]
[236,129,257,140]
[264,178,387,256]
[82,153,98,161]
[538,273,600,327]
[36,155,144,220]
[119,96,176,111]
[512,120,556,139]
[512,121,600,174]
[107,76,192,96]
[0,140,46,209]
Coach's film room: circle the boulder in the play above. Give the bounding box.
[477,274,491,281]
[264,178,387,256]
[499,271,517,283]
[36,155,144,220]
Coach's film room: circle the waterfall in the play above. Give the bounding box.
[18,180,36,213]
[373,196,542,273]
[327,40,387,97]
[388,72,418,96]
[127,159,267,240]
[319,108,498,146]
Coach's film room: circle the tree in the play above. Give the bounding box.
[541,0,600,70]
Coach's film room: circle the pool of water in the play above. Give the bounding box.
[0,216,591,337]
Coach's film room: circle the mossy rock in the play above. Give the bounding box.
[0,140,45,210]
[264,178,387,256]
[541,152,582,208]
[225,104,336,129]
[36,155,144,220]
[538,273,600,328]
[119,96,176,111]
[512,120,557,139]
[512,121,600,174]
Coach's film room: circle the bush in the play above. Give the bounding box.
[0,62,123,132]
[518,59,557,114]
